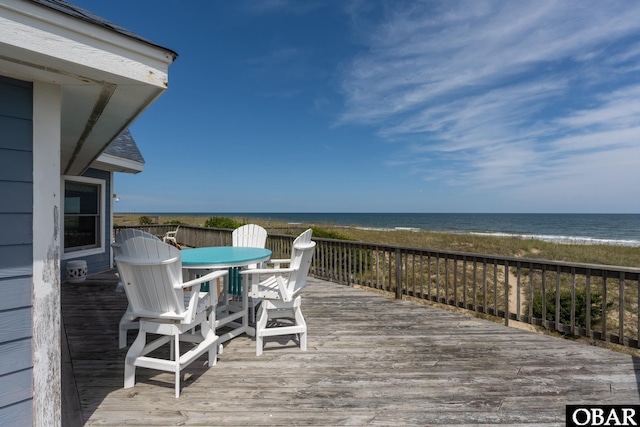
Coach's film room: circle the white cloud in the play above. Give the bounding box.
[338,0,640,210]
[240,0,324,15]
[555,86,640,130]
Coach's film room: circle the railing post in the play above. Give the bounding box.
[619,272,625,344]
[395,248,402,300]
[504,260,509,327]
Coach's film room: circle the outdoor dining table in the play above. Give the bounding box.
[180,246,272,345]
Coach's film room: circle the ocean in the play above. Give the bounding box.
[152,213,640,247]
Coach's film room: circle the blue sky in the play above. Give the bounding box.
[73,0,640,213]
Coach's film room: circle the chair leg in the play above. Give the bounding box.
[250,299,261,324]
[174,334,181,398]
[124,328,146,389]
[294,304,307,351]
[119,323,127,349]
[119,306,138,349]
[119,309,129,349]
[201,317,217,367]
[119,320,138,349]
[255,305,268,356]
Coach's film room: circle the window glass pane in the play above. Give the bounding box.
[65,182,98,214]
[64,216,99,250]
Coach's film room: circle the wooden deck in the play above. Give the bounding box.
[62,270,640,426]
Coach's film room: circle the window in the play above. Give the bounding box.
[63,177,105,255]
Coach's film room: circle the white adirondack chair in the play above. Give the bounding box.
[163,225,180,244]
[115,236,227,397]
[231,224,268,322]
[112,229,161,349]
[240,229,315,356]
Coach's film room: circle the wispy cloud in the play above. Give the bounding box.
[240,0,324,16]
[339,0,640,208]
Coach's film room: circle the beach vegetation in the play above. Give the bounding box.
[203,216,244,229]
[309,226,352,240]
[138,215,153,225]
[531,288,603,330]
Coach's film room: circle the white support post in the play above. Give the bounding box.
[32,81,62,427]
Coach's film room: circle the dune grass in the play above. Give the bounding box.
[113,213,640,268]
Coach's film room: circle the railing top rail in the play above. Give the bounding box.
[306,236,640,275]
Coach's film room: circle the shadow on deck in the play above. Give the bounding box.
[62,269,640,426]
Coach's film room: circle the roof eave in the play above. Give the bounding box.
[92,152,144,174]
[0,0,176,176]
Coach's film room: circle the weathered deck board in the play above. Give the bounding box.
[61,270,640,426]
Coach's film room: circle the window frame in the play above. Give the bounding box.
[61,175,106,260]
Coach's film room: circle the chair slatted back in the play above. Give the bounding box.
[113,229,159,257]
[115,236,187,320]
[232,224,268,248]
[232,224,269,294]
[279,229,315,301]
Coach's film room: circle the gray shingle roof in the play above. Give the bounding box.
[29,0,178,59]
[104,129,145,164]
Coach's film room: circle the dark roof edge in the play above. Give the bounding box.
[29,0,178,60]
[103,129,145,164]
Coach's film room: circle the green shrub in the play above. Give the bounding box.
[531,288,602,328]
[138,215,153,225]
[204,216,244,229]
[310,226,353,241]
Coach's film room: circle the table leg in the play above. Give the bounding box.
[182,266,256,343]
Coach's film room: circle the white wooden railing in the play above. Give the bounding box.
[116,225,640,349]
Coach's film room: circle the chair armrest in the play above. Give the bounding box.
[240,267,296,276]
[177,269,228,289]
[267,258,290,268]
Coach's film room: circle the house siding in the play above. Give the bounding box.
[0,76,34,426]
